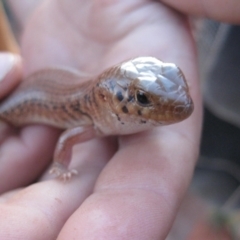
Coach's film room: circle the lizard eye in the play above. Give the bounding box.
[136,90,151,106]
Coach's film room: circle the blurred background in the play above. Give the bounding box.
[1,1,240,239]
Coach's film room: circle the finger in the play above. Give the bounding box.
[57,122,201,239]
[161,0,240,23]
[0,125,60,193]
[0,138,116,239]
[0,52,22,98]
[0,52,22,143]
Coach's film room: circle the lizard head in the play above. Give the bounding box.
[96,57,194,134]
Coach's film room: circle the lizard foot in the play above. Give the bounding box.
[49,162,78,181]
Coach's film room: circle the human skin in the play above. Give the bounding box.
[1,0,238,239]
[161,0,240,24]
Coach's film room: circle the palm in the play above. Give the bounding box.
[0,0,200,239]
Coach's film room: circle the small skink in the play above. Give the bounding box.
[0,57,194,179]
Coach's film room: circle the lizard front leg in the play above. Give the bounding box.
[49,126,97,181]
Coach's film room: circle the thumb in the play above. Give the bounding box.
[0,52,22,98]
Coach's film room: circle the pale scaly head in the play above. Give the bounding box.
[96,57,194,134]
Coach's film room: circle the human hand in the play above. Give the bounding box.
[0,0,201,239]
[161,0,240,24]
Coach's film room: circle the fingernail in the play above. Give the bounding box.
[0,53,20,82]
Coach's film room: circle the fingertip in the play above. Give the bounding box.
[0,52,22,98]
